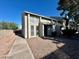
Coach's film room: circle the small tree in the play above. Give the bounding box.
[57,0,79,29]
[0,22,18,30]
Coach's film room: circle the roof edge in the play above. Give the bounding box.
[24,11,53,20]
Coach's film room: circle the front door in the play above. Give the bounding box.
[44,25,52,36]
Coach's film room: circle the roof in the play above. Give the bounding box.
[24,11,53,20]
[50,16,64,21]
[24,11,64,21]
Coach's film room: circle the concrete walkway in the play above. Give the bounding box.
[6,35,35,59]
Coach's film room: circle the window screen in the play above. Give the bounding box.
[31,25,34,36]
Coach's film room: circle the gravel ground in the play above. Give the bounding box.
[27,37,58,59]
[27,37,79,59]
[0,30,15,59]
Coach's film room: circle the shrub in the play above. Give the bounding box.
[0,22,18,30]
[62,29,77,37]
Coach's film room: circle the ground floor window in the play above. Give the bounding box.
[31,25,34,36]
[36,26,39,36]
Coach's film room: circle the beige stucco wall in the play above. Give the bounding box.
[22,14,40,39]
[30,15,39,26]
[30,15,40,37]
[22,12,53,39]
[39,23,44,37]
[41,18,51,24]
[22,15,25,38]
[22,14,28,38]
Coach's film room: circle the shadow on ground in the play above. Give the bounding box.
[41,37,79,59]
[14,30,24,38]
[14,30,79,59]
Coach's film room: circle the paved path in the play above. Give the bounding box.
[6,35,34,59]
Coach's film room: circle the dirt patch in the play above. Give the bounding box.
[27,37,79,59]
[27,37,58,59]
[0,30,15,59]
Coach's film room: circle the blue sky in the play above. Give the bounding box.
[0,0,60,26]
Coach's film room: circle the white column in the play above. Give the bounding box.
[34,26,36,37]
[22,14,27,39]
[39,17,44,37]
[42,25,44,36]
[39,17,42,37]
[24,16,28,38]
[27,14,31,39]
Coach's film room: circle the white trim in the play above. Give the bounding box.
[26,40,35,59]
[24,11,53,20]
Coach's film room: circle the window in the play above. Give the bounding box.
[31,25,34,36]
[36,26,39,36]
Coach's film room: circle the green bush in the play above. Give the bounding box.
[0,22,18,30]
[62,29,77,37]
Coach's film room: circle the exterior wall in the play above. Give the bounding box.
[39,23,44,37]
[39,17,51,37]
[41,18,51,24]
[22,13,40,39]
[27,14,31,38]
[22,12,55,39]
[30,15,40,37]
[30,15,39,26]
[22,14,28,38]
[22,13,31,39]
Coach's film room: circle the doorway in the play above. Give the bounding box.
[44,25,52,37]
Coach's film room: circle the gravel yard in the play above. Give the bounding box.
[27,37,58,59]
[27,37,79,59]
[0,30,15,59]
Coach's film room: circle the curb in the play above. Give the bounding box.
[6,36,35,59]
[26,40,35,59]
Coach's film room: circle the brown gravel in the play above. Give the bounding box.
[27,37,58,59]
[0,30,15,59]
[27,37,79,59]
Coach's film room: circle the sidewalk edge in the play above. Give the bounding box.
[26,39,35,59]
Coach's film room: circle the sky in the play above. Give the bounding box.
[0,0,60,27]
